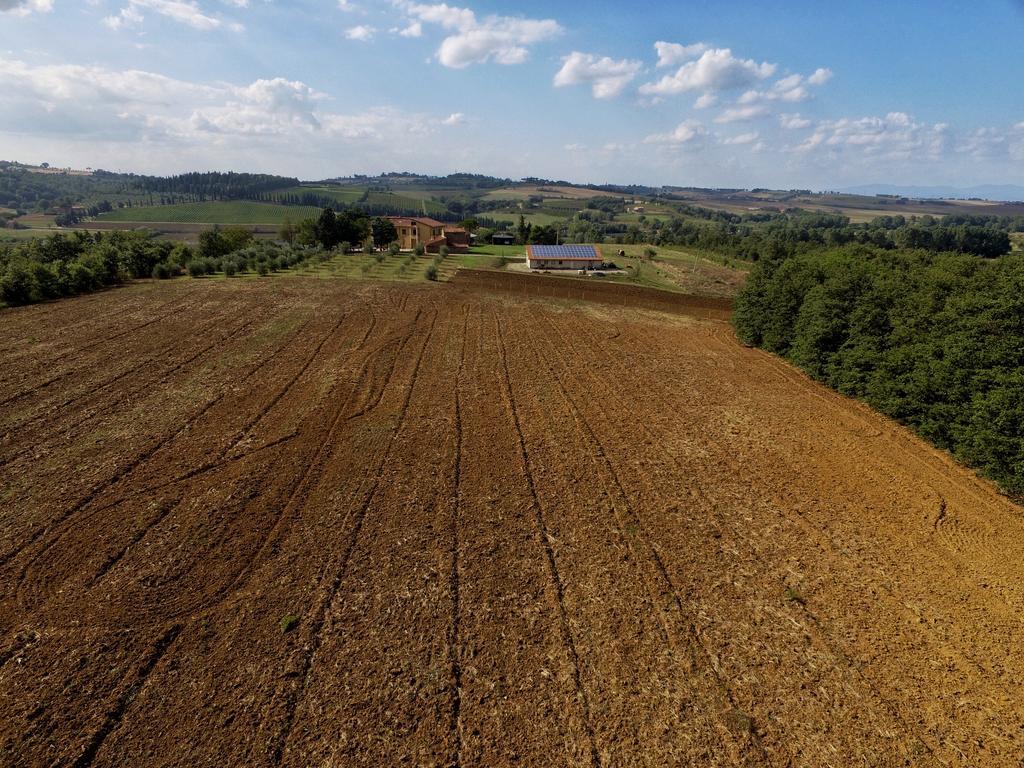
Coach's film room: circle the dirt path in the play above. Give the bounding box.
[1,278,1023,766]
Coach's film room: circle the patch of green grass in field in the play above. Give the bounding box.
[614,212,676,223]
[15,214,58,229]
[271,186,448,215]
[485,211,565,226]
[0,228,57,241]
[463,244,524,260]
[362,191,447,214]
[273,185,364,204]
[97,201,321,225]
[286,246,513,284]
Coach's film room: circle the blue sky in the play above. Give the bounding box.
[1,0,1022,188]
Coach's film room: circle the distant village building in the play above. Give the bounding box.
[491,232,515,246]
[526,244,603,270]
[385,216,469,253]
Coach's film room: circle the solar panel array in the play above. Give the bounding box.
[528,245,600,259]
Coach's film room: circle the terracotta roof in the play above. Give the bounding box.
[384,216,445,227]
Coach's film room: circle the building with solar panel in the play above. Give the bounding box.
[526,244,603,270]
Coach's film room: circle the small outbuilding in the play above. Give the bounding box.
[491,232,515,246]
[526,244,603,270]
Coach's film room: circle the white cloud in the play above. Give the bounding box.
[957,124,1024,161]
[639,48,776,96]
[694,93,717,109]
[738,76,814,107]
[653,40,708,68]
[337,0,358,10]
[553,51,643,99]
[442,111,465,125]
[0,55,450,155]
[808,67,833,86]
[398,2,562,68]
[780,113,812,130]
[0,0,53,15]
[345,24,375,40]
[644,119,707,146]
[398,20,422,37]
[104,4,144,29]
[793,112,950,161]
[715,104,770,123]
[726,68,833,121]
[104,0,226,31]
[723,131,759,145]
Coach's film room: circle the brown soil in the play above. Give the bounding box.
[1,276,1022,767]
[451,268,734,319]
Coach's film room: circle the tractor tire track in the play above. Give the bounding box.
[267,305,440,766]
[493,315,602,768]
[526,315,766,766]
[2,314,314,577]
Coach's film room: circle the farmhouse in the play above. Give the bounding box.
[526,244,603,270]
[385,216,469,253]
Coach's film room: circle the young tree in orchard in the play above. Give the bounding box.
[371,217,398,250]
[279,217,297,245]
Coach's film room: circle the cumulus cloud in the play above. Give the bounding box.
[104,0,229,31]
[397,2,562,68]
[442,111,465,125]
[714,104,770,124]
[722,131,759,145]
[793,112,950,162]
[780,113,812,130]
[653,40,708,68]
[808,67,833,86]
[957,124,1024,161]
[644,119,707,146]
[345,24,375,40]
[693,93,717,110]
[0,55,450,154]
[0,0,53,15]
[553,51,643,99]
[639,48,776,96]
[734,67,832,110]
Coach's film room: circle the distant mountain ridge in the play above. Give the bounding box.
[839,184,1024,203]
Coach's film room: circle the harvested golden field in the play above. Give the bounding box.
[1,276,1023,766]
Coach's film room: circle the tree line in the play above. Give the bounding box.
[734,245,1024,496]
[578,211,1016,259]
[0,228,320,307]
[134,172,299,200]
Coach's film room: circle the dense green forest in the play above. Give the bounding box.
[734,246,1024,496]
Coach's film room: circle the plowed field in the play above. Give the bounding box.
[2,277,1023,767]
